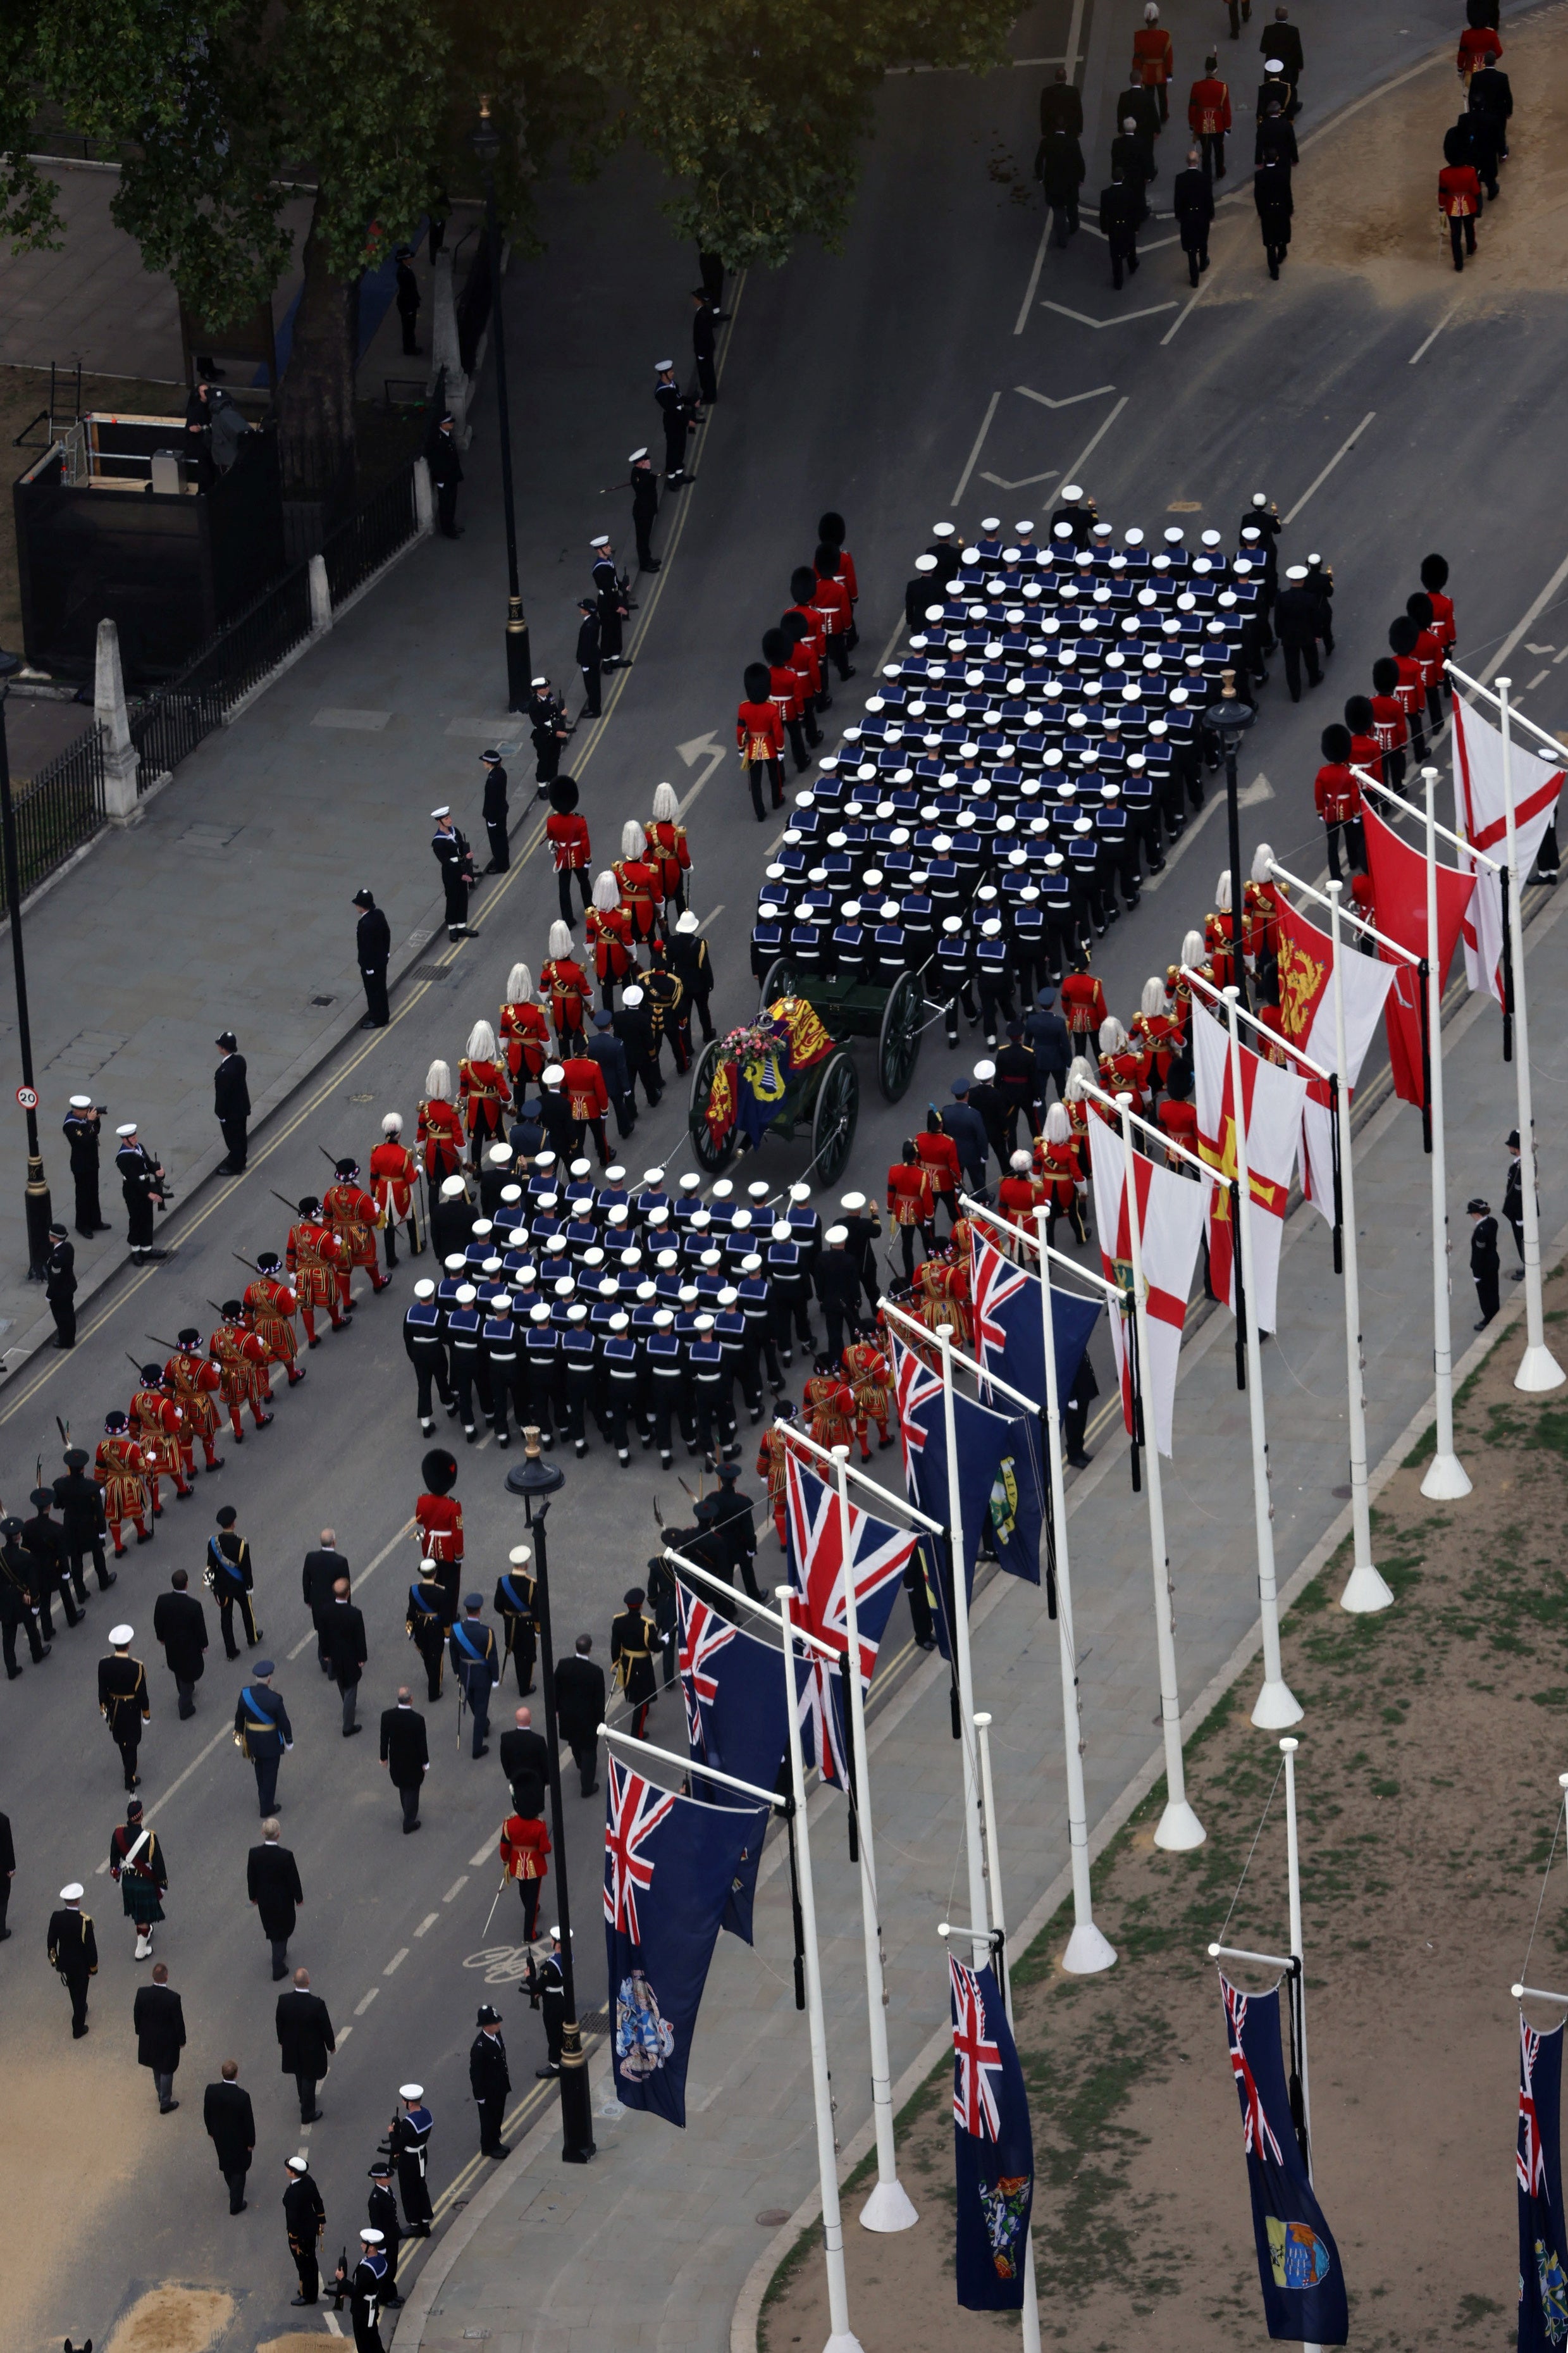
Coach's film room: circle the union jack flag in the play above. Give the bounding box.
[603,1756,675,1942]
[676,1582,738,1755]
[949,1954,1004,2141]
[894,1336,942,1481]
[1223,1979,1284,2164]
[972,1238,1028,1374]
[783,1451,916,1691]
[1521,2016,1549,2197]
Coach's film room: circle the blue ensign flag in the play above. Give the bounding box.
[1221,1975,1348,2344]
[1518,2013,1568,2352]
[971,1231,1101,1408]
[950,1956,1035,2310]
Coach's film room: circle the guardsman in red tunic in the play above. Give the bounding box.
[370,1112,422,1268]
[646,781,692,919]
[458,1022,512,1170]
[417,1061,466,1184]
[96,1410,152,1553]
[546,774,593,926]
[165,1327,225,1474]
[414,1448,464,1618]
[1059,958,1108,1050]
[540,921,593,1046]
[887,1145,935,1281]
[211,1301,277,1437]
[500,966,551,1091]
[913,1121,961,1234]
[1158,1067,1201,1168]
[286,1195,348,1343]
[997,1151,1044,1248]
[560,1049,612,1169]
[1205,875,1244,990]
[128,1364,193,1509]
[1132,4,1174,118]
[324,1157,390,1307]
[586,875,636,1005]
[1312,724,1364,884]
[1097,1019,1149,1118]
[755,1401,797,1548]
[1035,1103,1089,1243]
[1187,55,1230,178]
[613,821,662,943]
[841,1337,894,1456]
[244,1251,306,1384]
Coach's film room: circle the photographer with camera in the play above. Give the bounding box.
[63,1096,111,1236]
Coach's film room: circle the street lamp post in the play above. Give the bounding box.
[1202,670,1256,1016]
[505,1427,596,2165]
[0,647,53,1277]
[469,99,532,714]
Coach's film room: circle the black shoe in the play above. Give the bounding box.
[290,2296,318,2307]
[342,1723,362,1737]
[403,1817,421,1832]
[484,2143,512,2159]
[581,1782,599,1797]
[535,2064,561,2078]
[160,2099,180,2113]
[302,2108,323,2123]
[1067,1450,1093,1469]
[359,1015,379,1029]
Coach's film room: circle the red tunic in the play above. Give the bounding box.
[586,903,635,986]
[96,1434,150,1524]
[1188,74,1231,134]
[1059,971,1107,1040]
[287,1216,344,1310]
[737,700,784,766]
[613,855,661,940]
[887,1162,934,1226]
[244,1274,300,1367]
[500,1813,552,1880]
[500,1000,551,1083]
[370,1139,419,1222]
[562,1056,610,1121]
[914,1129,961,1194]
[540,957,592,1040]
[130,1388,185,1478]
[417,1097,466,1181]
[165,1347,222,1440]
[1133,24,1173,84]
[323,1179,381,1269]
[810,573,851,638]
[1159,1098,1200,1160]
[416,1491,464,1565]
[997,1171,1044,1233]
[1438,163,1481,218]
[645,818,691,900]
[458,1057,510,1140]
[1314,762,1362,826]
[546,811,591,872]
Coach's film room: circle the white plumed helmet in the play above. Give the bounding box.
[592,870,620,912]
[548,921,574,959]
[466,1020,498,1062]
[651,781,679,822]
[424,1060,452,1102]
[621,819,647,860]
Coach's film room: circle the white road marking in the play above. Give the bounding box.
[1015,383,1116,409]
[1525,643,1557,655]
[1079,223,1181,253]
[324,2311,344,2335]
[1059,394,1130,490]
[1281,412,1376,526]
[1528,669,1552,692]
[470,1833,500,1868]
[979,468,1061,492]
[384,1946,409,1975]
[94,1722,232,1868]
[951,391,1001,507]
[1409,302,1460,365]
[1160,263,1221,348]
[414,1911,441,1938]
[696,903,724,931]
[443,1875,469,1902]
[676,736,728,817]
[335,2025,352,2046]
[312,709,390,731]
[354,1985,380,2015]
[1484,546,1568,685]
[1040,300,1176,329]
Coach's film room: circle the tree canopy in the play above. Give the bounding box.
[3,0,1013,485]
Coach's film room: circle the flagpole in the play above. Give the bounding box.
[830,1445,919,2233]
[1417,765,1473,1500]
[937,1321,993,1973]
[1222,986,1302,1730]
[777,1582,866,2353]
[1280,1735,1323,2353]
[1497,678,1564,1394]
[1032,1207,1116,1973]
[974,1711,1042,2353]
[1325,883,1393,1615]
[1116,1095,1204,1846]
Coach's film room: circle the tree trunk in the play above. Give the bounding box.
[276,196,361,505]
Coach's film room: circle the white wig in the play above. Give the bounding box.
[1098,1015,1127,1055]
[1045,1102,1071,1145]
[381,1111,404,1135]
[1181,928,1206,967]
[1214,870,1232,912]
[1251,841,1275,885]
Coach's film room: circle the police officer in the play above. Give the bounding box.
[114,1121,168,1260]
[44,1221,76,1348]
[625,447,660,572]
[479,749,510,873]
[391,2085,435,2235]
[283,2152,327,2306]
[469,2002,512,2158]
[429,411,463,537]
[352,890,392,1028]
[63,1096,109,1235]
[1503,1127,1531,1275]
[213,1030,250,1172]
[1469,1196,1501,1328]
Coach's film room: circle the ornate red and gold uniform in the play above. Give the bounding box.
[886,1160,934,1227]
[244,1274,304,1382]
[842,1339,893,1455]
[457,1057,510,1145]
[128,1383,191,1504]
[1130,1008,1181,1084]
[540,955,593,1042]
[614,853,661,942]
[645,816,691,904]
[211,1318,276,1436]
[414,1489,464,1565]
[1060,969,1107,1043]
[95,1427,151,1551]
[370,1138,419,1227]
[561,1055,610,1124]
[913,1127,961,1212]
[417,1096,466,1182]
[756,1420,796,1546]
[164,1344,223,1471]
[499,996,551,1084]
[285,1216,347,1339]
[996,1167,1044,1242]
[586,902,635,990]
[323,1178,388,1299]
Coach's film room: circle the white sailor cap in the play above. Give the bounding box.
[69,1094,92,1109]
[116,1121,138,1137]
[531,674,548,687]
[840,1191,867,1212]
[622,986,644,1007]
[287,2154,310,2174]
[362,2228,385,2245]
[399,2083,424,2101]
[1201,528,1223,547]
[973,1059,997,1080]
[915,553,938,572]
[930,522,956,539]
[110,1622,134,1644]
[541,1064,564,1086]
[590,533,610,549]
[1061,483,1084,502]
[1285,564,1309,581]
[629,447,649,463]
[655,357,674,371]
[430,804,450,819]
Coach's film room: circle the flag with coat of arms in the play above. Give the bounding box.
[1191,997,1306,1334]
[1220,1974,1348,2344]
[1271,888,1397,1227]
[1087,1110,1204,1455]
[949,1954,1035,2310]
[1518,2011,1568,2351]
[674,1577,783,1940]
[603,1754,769,2128]
[969,1230,1100,1415]
[1454,693,1563,1007]
[891,1337,1044,1658]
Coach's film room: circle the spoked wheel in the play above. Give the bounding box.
[878,971,923,1102]
[810,1051,860,1187]
[761,957,801,1010]
[689,1039,735,1173]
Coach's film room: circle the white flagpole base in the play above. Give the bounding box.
[1339,1561,1395,1615]
[1154,1795,1206,1851]
[1061,1918,1118,1974]
[1420,1450,1472,1500]
[1516,1343,1567,1394]
[858,2176,919,2233]
[824,2333,867,2353]
[1250,1676,1304,1730]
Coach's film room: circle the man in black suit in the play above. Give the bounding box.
[480,750,510,873]
[133,1959,187,2111]
[322,1577,367,1736]
[552,1634,605,1797]
[1172,146,1216,286]
[204,2059,256,2211]
[47,1884,97,2035]
[152,1567,208,1718]
[275,1965,335,2123]
[498,1704,551,1817]
[380,1687,429,1832]
[247,1818,304,1978]
[301,1531,347,1675]
[0,1808,13,1939]
[354,889,392,1029]
[213,1031,250,1173]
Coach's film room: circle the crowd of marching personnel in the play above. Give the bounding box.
[1439,3,1513,273]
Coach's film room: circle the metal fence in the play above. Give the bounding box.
[322,461,420,607]
[1,724,107,912]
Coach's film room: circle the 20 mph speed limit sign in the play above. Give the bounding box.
[15,1086,37,1110]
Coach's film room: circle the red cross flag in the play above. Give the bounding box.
[1191,998,1306,1334]
[1088,1110,1204,1455]
[1454,694,1563,1006]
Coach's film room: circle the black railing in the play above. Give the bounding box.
[129,677,226,788]
[322,461,419,605]
[1,725,106,911]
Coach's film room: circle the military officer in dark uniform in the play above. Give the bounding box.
[494,1543,537,1694]
[429,411,463,537]
[611,1585,658,1737]
[55,1443,114,1596]
[654,359,693,486]
[283,2152,327,2306]
[706,1460,762,1602]
[405,1558,448,1701]
[669,911,716,1045]
[44,1221,76,1348]
[353,889,392,1028]
[450,1593,500,1758]
[479,749,510,873]
[0,1518,48,1674]
[24,1483,77,1632]
[391,2085,435,2235]
[527,1927,569,2076]
[47,1883,97,2037]
[590,537,630,669]
[1503,1127,1531,1274]
[99,1624,149,1787]
[1469,1196,1501,1328]
[367,2158,404,2305]
[63,1096,109,1235]
[469,2002,512,2157]
[625,447,660,572]
[576,599,603,719]
[431,807,476,942]
[529,678,572,790]
[114,1121,168,1260]
[214,1031,250,1172]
